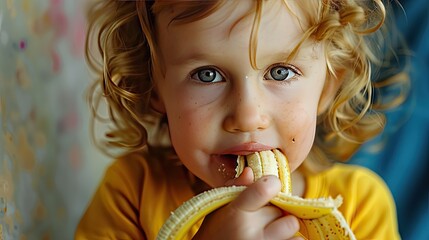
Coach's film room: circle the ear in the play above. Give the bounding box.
[150,86,166,114]
[317,70,344,115]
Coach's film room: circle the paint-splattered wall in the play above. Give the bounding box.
[0,0,110,239]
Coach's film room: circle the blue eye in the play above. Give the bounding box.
[192,68,224,83]
[265,65,297,81]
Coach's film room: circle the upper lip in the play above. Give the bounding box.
[220,142,274,155]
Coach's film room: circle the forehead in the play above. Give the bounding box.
[155,1,315,66]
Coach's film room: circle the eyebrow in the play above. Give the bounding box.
[170,52,221,66]
[169,38,320,67]
[170,50,298,67]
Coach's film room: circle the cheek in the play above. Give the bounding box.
[160,82,225,147]
[165,100,214,152]
[277,106,317,171]
[167,109,197,146]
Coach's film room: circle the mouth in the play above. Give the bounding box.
[211,154,240,180]
[211,144,278,181]
[212,151,271,180]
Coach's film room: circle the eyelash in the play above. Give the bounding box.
[263,64,302,83]
[189,66,223,84]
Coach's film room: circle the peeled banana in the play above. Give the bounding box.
[157,150,356,240]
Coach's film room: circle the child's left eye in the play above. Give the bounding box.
[191,67,224,83]
[264,65,299,81]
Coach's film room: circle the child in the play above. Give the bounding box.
[76,0,406,239]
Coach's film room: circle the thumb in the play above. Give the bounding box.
[229,175,281,212]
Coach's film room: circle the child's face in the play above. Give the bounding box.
[153,1,331,187]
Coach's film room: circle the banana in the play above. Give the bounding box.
[157,150,356,240]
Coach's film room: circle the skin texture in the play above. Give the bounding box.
[151,1,338,239]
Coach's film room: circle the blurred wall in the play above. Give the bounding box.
[0,0,110,239]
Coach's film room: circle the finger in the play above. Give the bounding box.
[224,167,254,187]
[256,205,284,225]
[229,175,281,212]
[264,215,300,239]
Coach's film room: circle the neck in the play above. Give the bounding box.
[291,170,306,197]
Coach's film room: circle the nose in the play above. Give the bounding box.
[223,82,270,133]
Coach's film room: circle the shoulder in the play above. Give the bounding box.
[102,151,150,187]
[324,163,381,181]
[75,151,153,239]
[96,151,154,206]
[312,164,396,211]
[307,164,400,239]
[309,163,391,197]
[106,151,149,177]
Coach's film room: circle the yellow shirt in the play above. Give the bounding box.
[75,151,400,240]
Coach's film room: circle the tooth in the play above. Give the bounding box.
[235,155,245,178]
[157,150,356,240]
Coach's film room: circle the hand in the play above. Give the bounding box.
[193,168,302,240]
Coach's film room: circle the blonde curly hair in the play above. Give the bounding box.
[85,0,408,170]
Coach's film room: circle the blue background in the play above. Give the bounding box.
[351,1,429,239]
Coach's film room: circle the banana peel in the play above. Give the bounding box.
[157,150,355,240]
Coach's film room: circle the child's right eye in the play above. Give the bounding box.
[191,67,224,83]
